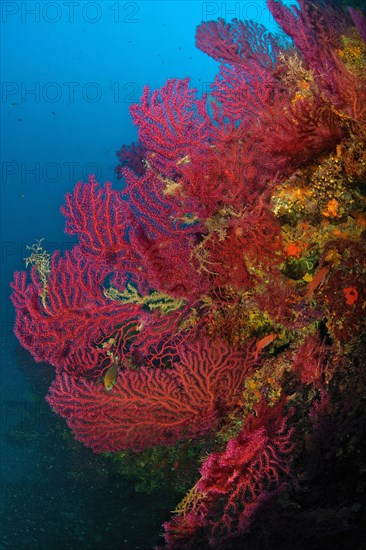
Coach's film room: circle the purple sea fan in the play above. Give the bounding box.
[162,404,295,548]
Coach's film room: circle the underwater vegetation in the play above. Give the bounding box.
[11,1,366,548]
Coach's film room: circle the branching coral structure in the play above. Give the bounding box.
[11,1,366,548]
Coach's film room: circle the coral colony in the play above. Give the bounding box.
[11,1,366,548]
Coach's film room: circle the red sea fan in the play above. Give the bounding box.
[10,247,134,375]
[163,405,294,548]
[61,175,131,271]
[122,168,208,298]
[211,62,283,127]
[131,226,207,299]
[198,18,287,129]
[267,0,350,73]
[256,94,344,172]
[196,205,283,292]
[122,165,204,245]
[268,0,366,129]
[180,126,276,217]
[130,78,211,178]
[62,171,207,300]
[196,2,363,180]
[196,18,285,68]
[47,338,255,452]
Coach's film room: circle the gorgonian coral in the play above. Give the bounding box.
[11,1,366,547]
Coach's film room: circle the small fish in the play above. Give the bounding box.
[253,333,278,360]
[103,364,119,391]
[305,265,330,299]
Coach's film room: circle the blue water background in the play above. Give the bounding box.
[0,1,286,547]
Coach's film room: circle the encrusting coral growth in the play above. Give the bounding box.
[11,1,366,548]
